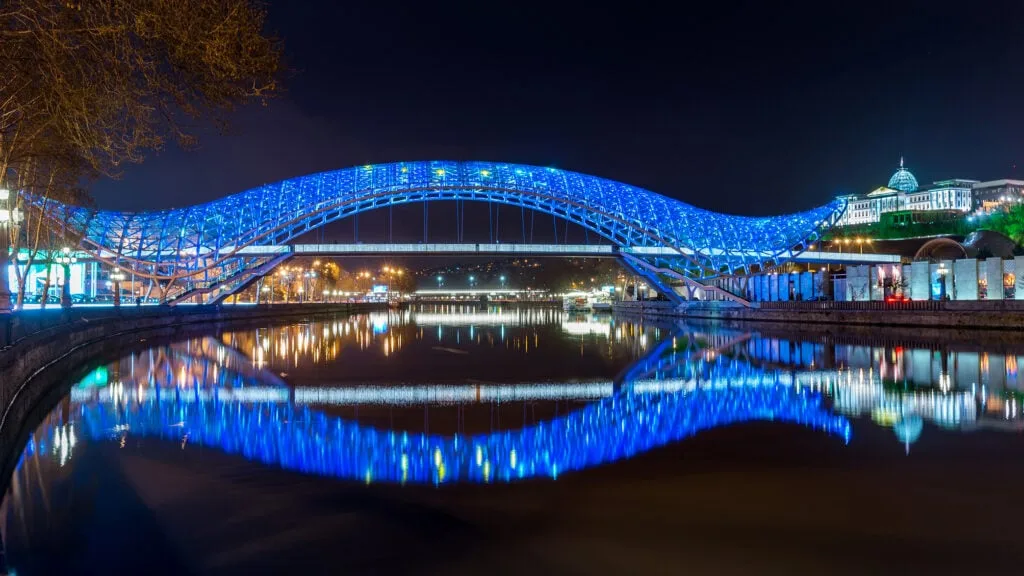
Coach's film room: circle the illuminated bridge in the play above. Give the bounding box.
[36,161,847,304]
[37,360,850,485]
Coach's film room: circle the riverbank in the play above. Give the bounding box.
[0,303,384,507]
[614,300,1024,330]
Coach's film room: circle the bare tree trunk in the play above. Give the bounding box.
[39,263,51,309]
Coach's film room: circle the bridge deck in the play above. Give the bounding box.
[217,243,899,264]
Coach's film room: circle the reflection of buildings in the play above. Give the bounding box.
[67,322,1024,445]
[735,332,1024,442]
[23,316,1024,496]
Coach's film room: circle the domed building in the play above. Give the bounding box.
[835,158,974,227]
[887,157,919,192]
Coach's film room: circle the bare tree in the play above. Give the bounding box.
[0,0,282,306]
[6,139,93,308]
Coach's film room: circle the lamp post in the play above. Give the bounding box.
[56,246,78,309]
[436,275,443,289]
[500,275,507,289]
[110,268,126,308]
[468,275,476,289]
[0,189,24,314]
[937,264,949,300]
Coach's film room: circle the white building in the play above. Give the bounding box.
[835,159,973,227]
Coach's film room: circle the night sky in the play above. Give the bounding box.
[94,0,1024,217]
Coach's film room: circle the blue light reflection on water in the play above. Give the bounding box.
[58,360,849,486]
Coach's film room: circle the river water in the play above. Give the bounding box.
[4,305,1024,575]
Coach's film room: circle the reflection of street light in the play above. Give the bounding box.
[110,268,126,308]
[436,275,443,289]
[500,275,507,288]
[56,247,77,309]
[468,275,476,288]
[0,188,24,314]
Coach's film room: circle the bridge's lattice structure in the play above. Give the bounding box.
[23,351,850,486]
[38,161,845,302]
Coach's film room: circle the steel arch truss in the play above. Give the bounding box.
[40,161,845,283]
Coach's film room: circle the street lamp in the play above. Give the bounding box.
[110,268,126,308]
[0,188,24,314]
[468,275,476,288]
[500,275,507,288]
[56,247,77,309]
[436,275,443,289]
[937,264,949,300]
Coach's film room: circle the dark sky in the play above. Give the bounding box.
[93,0,1024,216]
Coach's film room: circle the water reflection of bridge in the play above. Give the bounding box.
[49,360,850,485]
[67,315,1024,436]
[20,313,1024,491]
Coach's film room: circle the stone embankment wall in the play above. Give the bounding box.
[611,301,678,316]
[679,301,1024,330]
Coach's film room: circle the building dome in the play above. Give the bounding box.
[887,157,919,192]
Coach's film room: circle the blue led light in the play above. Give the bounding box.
[59,361,849,486]
[37,161,845,285]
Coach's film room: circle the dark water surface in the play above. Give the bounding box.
[5,305,1024,575]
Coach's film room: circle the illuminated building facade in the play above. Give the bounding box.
[835,159,974,227]
[972,179,1024,213]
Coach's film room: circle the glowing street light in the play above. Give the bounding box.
[56,247,78,309]
[937,263,950,300]
[110,268,126,308]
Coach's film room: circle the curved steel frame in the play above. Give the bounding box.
[40,161,845,282]
[913,237,968,262]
